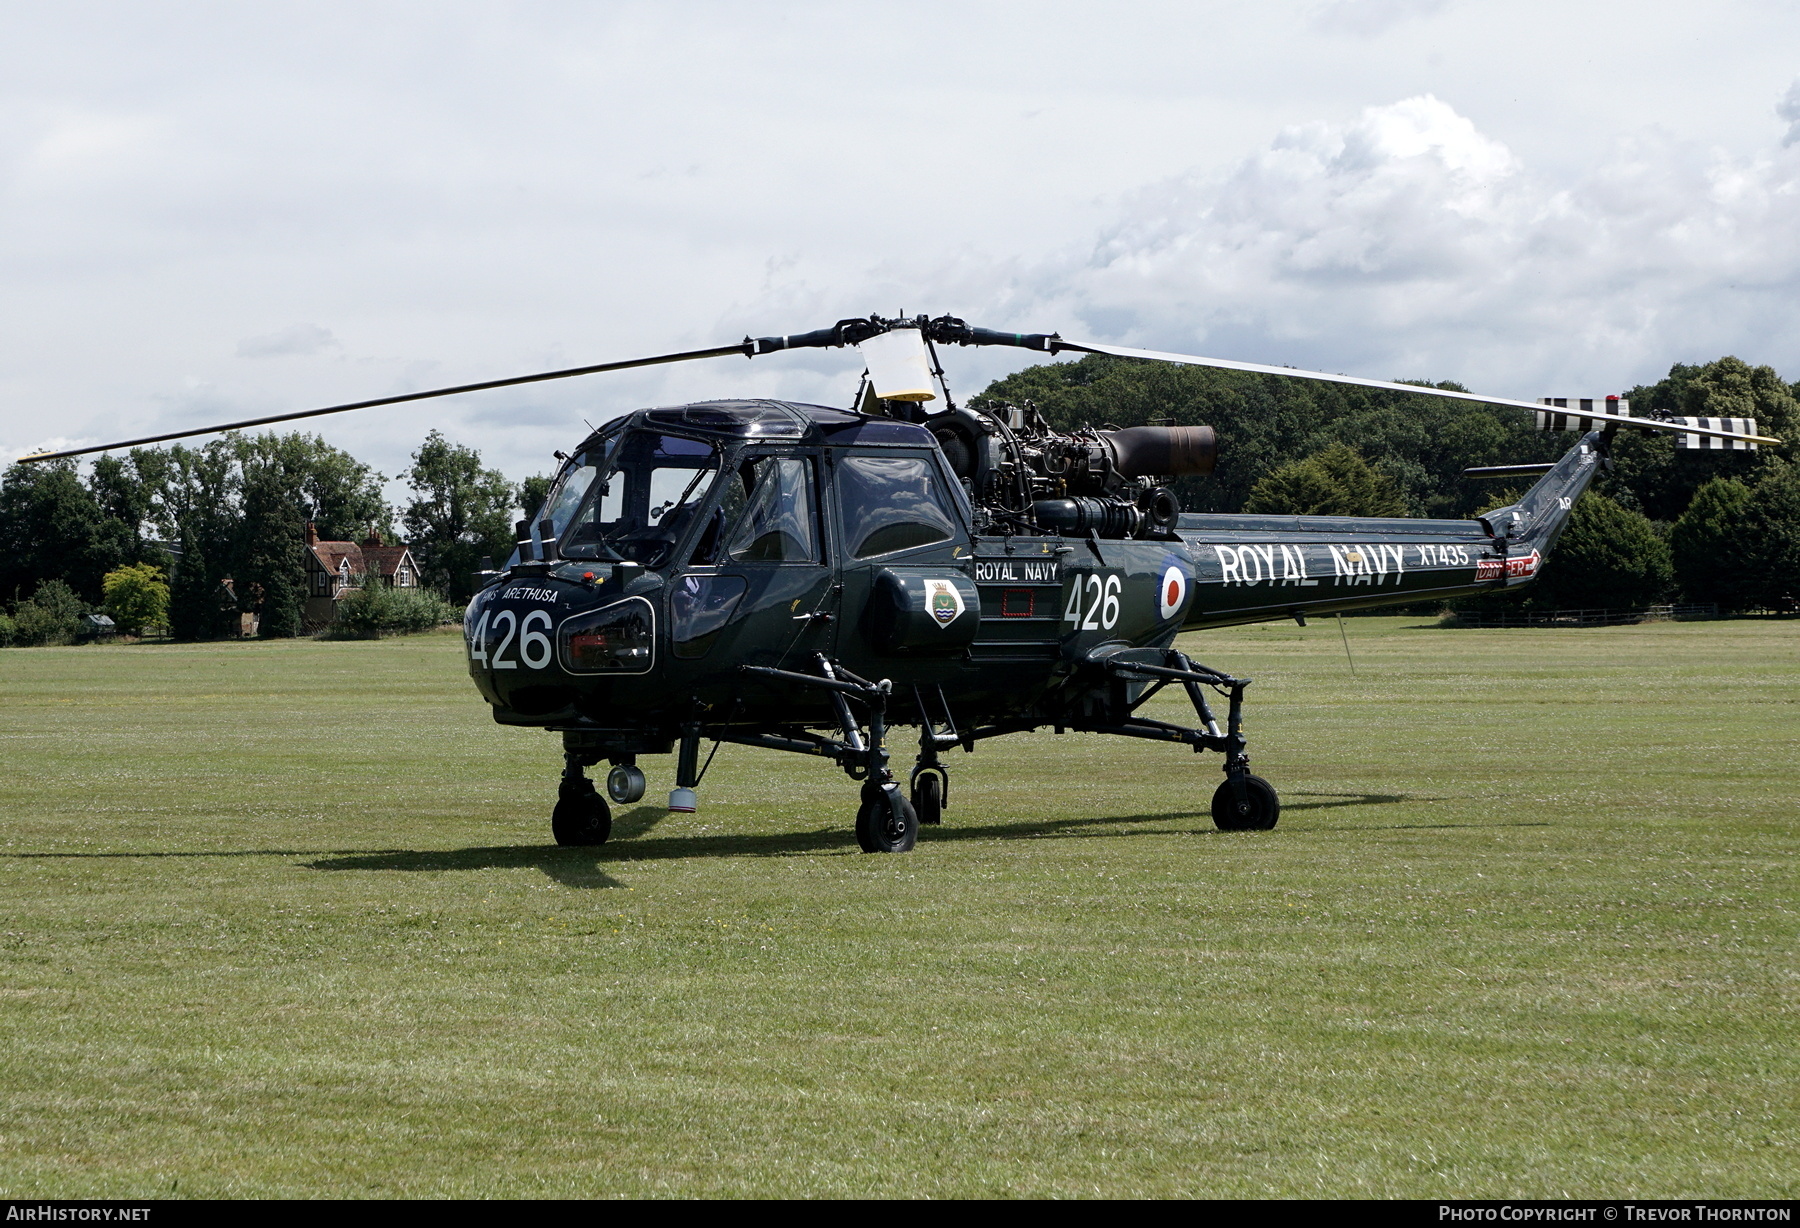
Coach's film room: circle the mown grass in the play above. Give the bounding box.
[0,618,1794,1198]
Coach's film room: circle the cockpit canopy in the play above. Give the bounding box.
[520,401,966,571]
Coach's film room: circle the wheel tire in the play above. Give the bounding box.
[855,786,918,853]
[1212,775,1279,832]
[552,786,613,846]
[911,774,943,826]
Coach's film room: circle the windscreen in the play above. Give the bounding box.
[522,435,618,561]
[559,431,718,567]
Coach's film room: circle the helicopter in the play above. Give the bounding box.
[21,314,1779,852]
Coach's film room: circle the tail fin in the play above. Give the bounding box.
[1475,432,1606,587]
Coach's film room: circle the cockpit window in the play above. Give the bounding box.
[689,455,820,565]
[836,454,960,559]
[559,431,717,567]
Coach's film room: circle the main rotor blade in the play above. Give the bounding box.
[14,341,755,463]
[1056,340,1786,447]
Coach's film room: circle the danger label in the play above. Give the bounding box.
[1475,549,1541,581]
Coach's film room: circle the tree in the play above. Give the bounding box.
[1738,461,1800,612]
[88,451,173,564]
[237,455,307,638]
[102,563,171,636]
[519,473,553,524]
[160,441,242,640]
[0,460,134,607]
[1243,443,1411,517]
[403,431,517,600]
[12,579,87,646]
[1529,493,1672,610]
[1670,477,1754,610]
[288,438,391,543]
[151,432,392,639]
[1614,356,1799,522]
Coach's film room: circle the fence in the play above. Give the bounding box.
[1446,603,1720,628]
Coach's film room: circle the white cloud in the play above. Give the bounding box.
[5,4,1800,484]
[1017,93,1800,397]
[1312,0,1450,38]
[1779,78,1800,147]
[3,435,90,463]
[236,323,340,358]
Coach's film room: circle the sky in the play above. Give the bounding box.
[5,0,1800,496]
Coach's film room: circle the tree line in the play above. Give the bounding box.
[3,352,1796,645]
[974,353,1800,612]
[0,430,539,644]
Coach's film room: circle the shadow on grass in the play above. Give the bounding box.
[913,791,1417,844]
[305,790,1435,880]
[611,805,671,840]
[13,795,1540,887]
[305,845,630,889]
[302,805,680,888]
[1262,791,1552,832]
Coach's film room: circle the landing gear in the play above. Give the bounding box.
[738,654,920,853]
[553,777,612,845]
[910,686,956,827]
[1212,773,1279,831]
[910,771,943,826]
[856,781,919,852]
[1082,647,1281,834]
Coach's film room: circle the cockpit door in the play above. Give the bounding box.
[666,450,836,672]
[827,447,976,678]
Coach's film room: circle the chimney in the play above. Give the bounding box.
[363,528,384,548]
[305,522,319,546]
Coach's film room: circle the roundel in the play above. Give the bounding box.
[1157,560,1190,621]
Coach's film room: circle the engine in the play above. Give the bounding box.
[896,400,1216,540]
[757,312,1222,540]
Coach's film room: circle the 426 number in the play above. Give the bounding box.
[1063,571,1121,631]
[468,608,554,670]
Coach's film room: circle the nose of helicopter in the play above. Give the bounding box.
[464,565,661,722]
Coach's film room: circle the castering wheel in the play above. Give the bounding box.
[911,773,943,826]
[606,763,646,805]
[855,783,918,853]
[1211,775,1279,832]
[553,784,613,846]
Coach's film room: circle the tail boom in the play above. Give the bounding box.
[1172,434,1605,630]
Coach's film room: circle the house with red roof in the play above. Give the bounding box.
[303,523,423,627]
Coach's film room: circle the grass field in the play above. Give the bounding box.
[0,617,1794,1198]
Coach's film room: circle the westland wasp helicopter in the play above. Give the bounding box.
[23,314,1779,851]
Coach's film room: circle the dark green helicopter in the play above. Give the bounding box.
[23,314,1778,852]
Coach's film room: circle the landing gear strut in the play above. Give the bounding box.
[739,654,920,854]
[1086,648,1281,833]
[553,750,612,846]
[910,684,954,826]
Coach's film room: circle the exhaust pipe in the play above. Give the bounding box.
[1102,425,1217,478]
